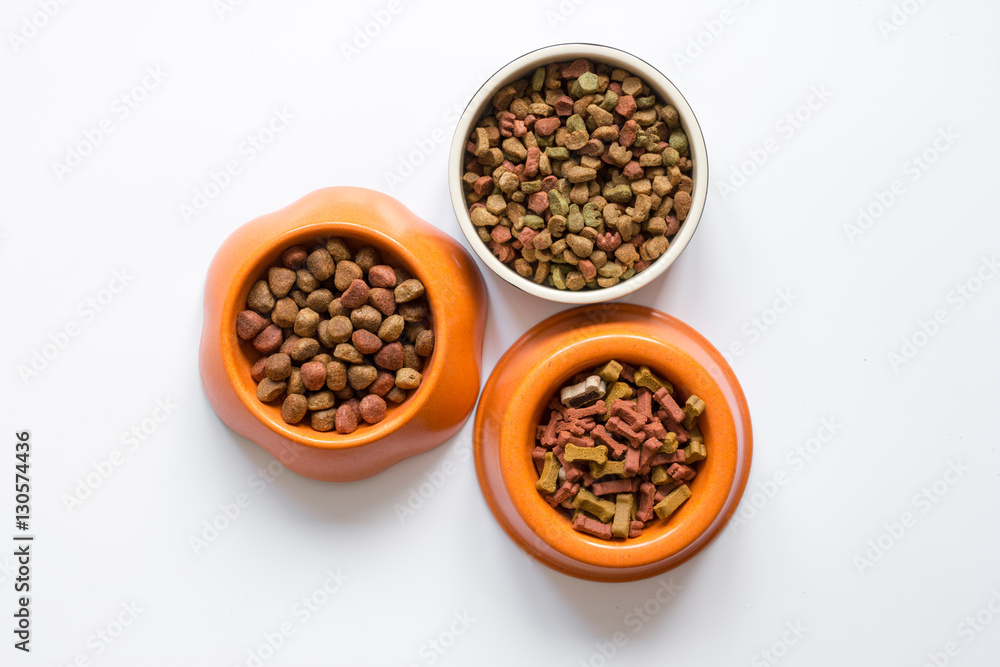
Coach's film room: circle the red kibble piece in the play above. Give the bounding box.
[667,463,697,482]
[374,341,404,371]
[252,324,283,354]
[352,329,383,355]
[340,279,370,309]
[591,477,640,496]
[368,371,395,397]
[250,357,268,383]
[572,512,612,539]
[300,361,327,391]
[280,245,307,269]
[533,117,561,136]
[335,403,358,434]
[368,265,397,288]
[561,58,591,78]
[615,95,637,119]
[237,310,269,340]
[554,96,574,116]
[359,394,387,424]
[473,175,494,196]
[653,387,686,422]
[491,226,512,244]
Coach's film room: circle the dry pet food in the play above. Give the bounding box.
[533,360,708,540]
[462,58,695,290]
[236,238,434,433]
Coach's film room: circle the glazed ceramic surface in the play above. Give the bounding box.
[200,187,488,481]
[475,304,751,581]
[449,43,709,304]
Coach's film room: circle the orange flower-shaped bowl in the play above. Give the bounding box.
[474,304,752,581]
[199,187,488,481]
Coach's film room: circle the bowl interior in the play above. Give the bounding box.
[449,43,709,304]
[500,333,738,568]
[222,222,439,450]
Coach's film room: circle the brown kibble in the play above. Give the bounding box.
[318,315,353,347]
[414,329,435,357]
[293,307,321,337]
[354,246,380,272]
[368,371,395,396]
[347,364,377,391]
[378,314,404,342]
[250,357,268,383]
[306,248,336,281]
[305,288,334,313]
[265,353,291,381]
[287,367,305,394]
[325,238,351,262]
[359,395,387,424]
[398,301,428,323]
[368,288,396,316]
[335,403,359,434]
[340,278,370,309]
[395,368,422,390]
[673,191,692,221]
[402,344,422,371]
[300,361,327,391]
[279,334,300,356]
[253,324,283,354]
[290,337,320,361]
[307,390,335,411]
[368,265,397,288]
[311,353,333,366]
[334,386,354,400]
[237,310,268,340]
[247,280,275,314]
[281,394,308,424]
[352,329,383,355]
[256,377,286,402]
[350,305,382,333]
[281,245,308,269]
[334,260,363,291]
[270,297,299,328]
[311,408,336,432]
[325,361,347,391]
[394,279,425,303]
[374,341,404,371]
[333,343,365,364]
[295,269,319,293]
[385,387,407,404]
[268,267,296,298]
[327,297,348,317]
[290,290,309,308]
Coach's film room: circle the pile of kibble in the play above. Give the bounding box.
[534,360,707,541]
[462,58,694,291]
[235,238,434,434]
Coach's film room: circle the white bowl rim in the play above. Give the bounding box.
[448,42,709,305]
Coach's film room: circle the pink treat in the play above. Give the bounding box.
[615,95,637,119]
[610,399,647,429]
[637,482,656,522]
[554,96,574,116]
[629,520,644,538]
[638,437,662,475]
[573,512,613,540]
[591,477,640,496]
[591,424,626,457]
[607,416,644,445]
[561,58,592,78]
[642,420,668,441]
[567,402,606,420]
[624,446,640,476]
[527,191,550,213]
[533,116,561,136]
[653,386,686,422]
[637,389,652,419]
[649,450,686,467]
[667,463,697,482]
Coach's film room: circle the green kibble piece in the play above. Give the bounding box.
[612,493,635,539]
[688,424,704,445]
[477,228,491,243]
[572,488,616,523]
[684,441,707,463]
[668,129,689,154]
[548,189,569,216]
[661,146,680,166]
[536,452,560,494]
[582,202,603,227]
[653,484,692,520]
[523,214,546,229]
[636,95,656,109]
[521,180,542,194]
[658,432,679,454]
[604,183,633,203]
[590,458,627,479]
[682,395,706,429]
[565,443,608,464]
[550,265,567,290]
[621,267,635,280]
[545,146,570,160]
[577,71,600,94]
[567,205,585,233]
[600,90,619,111]
[536,134,553,148]
[566,114,587,134]
[531,66,546,92]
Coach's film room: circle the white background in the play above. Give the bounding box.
[3,1,999,665]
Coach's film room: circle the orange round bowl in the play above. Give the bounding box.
[199,187,488,482]
[474,304,752,581]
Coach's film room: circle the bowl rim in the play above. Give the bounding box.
[448,42,709,305]
[220,221,440,451]
[474,305,752,580]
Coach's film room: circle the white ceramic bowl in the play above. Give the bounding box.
[449,43,708,304]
